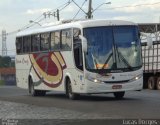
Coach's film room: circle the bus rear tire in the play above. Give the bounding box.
[148,76,156,90]
[156,77,160,90]
[113,92,125,99]
[29,78,46,96]
[66,79,79,100]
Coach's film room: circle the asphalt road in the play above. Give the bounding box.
[0,86,160,119]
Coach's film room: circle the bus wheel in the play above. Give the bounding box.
[29,78,36,96]
[66,79,79,100]
[29,78,46,96]
[148,76,155,90]
[156,77,160,90]
[113,92,125,99]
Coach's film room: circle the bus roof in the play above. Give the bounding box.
[16,19,137,37]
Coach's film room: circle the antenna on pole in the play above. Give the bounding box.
[2,30,7,56]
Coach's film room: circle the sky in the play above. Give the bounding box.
[0,0,160,56]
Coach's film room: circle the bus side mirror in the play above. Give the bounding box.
[79,35,88,53]
[147,36,152,49]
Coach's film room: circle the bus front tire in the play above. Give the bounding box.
[66,79,79,100]
[113,92,125,99]
[29,78,46,96]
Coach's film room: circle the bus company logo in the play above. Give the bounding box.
[29,52,67,88]
[16,58,29,65]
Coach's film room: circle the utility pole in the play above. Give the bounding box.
[57,9,60,21]
[86,0,111,19]
[87,0,92,19]
[2,30,7,56]
[53,9,60,21]
[43,9,60,21]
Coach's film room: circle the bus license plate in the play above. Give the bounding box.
[112,85,122,89]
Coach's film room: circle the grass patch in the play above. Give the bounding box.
[0,80,5,86]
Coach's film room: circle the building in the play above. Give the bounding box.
[0,67,16,85]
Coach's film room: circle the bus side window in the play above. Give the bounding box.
[23,36,31,53]
[73,28,83,71]
[51,31,60,51]
[41,33,50,51]
[31,34,40,52]
[16,37,23,54]
[61,29,72,51]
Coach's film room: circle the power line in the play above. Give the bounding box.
[72,0,87,20]
[5,17,45,36]
[46,0,71,14]
[43,0,72,19]
[2,1,160,37]
[59,1,72,11]
[1,16,45,37]
[1,0,71,36]
[11,0,72,32]
[98,1,160,11]
[72,0,87,15]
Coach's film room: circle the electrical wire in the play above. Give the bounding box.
[72,0,87,15]
[47,0,71,13]
[0,0,71,36]
[2,1,160,37]
[44,0,72,19]
[59,1,72,11]
[72,0,87,20]
[5,18,44,37]
[98,1,160,11]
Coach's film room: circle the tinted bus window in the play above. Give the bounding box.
[61,29,72,51]
[41,33,50,51]
[51,31,60,51]
[16,37,23,54]
[31,34,40,52]
[23,36,31,53]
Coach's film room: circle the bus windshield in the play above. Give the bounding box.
[83,26,142,73]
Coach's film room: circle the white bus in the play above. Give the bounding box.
[16,19,143,100]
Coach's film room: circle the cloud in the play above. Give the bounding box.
[112,16,129,21]
[64,5,75,12]
[0,0,12,5]
[26,8,52,15]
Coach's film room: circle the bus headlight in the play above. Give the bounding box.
[129,74,143,82]
[86,75,102,83]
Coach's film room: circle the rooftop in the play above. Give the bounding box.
[0,68,15,75]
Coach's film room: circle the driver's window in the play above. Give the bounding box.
[73,28,83,71]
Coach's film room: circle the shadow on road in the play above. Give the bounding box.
[44,93,140,102]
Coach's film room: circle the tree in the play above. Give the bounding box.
[0,56,12,68]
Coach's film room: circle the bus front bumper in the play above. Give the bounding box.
[81,77,143,94]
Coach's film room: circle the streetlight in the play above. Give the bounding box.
[29,20,41,26]
[86,1,111,19]
[92,2,111,13]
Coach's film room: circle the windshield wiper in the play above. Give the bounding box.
[115,45,133,71]
[91,53,98,70]
[101,52,113,70]
[112,27,133,71]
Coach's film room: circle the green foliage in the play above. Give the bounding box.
[0,56,14,68]
[11,61,15,67]
[0,80,5,86]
